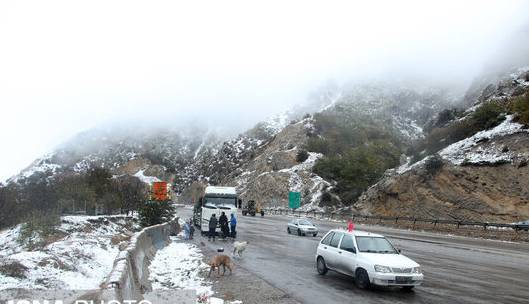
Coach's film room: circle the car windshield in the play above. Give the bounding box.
[355,236,397,253]
[298,220,312,226]
[204,197,236,209]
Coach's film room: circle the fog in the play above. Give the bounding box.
[1,0,529,181]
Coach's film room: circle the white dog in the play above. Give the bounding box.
[232,241,248,258]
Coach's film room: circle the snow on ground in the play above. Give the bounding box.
[148,237,241,304]
[393,116,424,140]
[148,237,211,294]
[134,169,161,184]
[440,115,528,165]
[279,152,323,174]
[263,112,290,135]
[7,154,61,183]
[0,215,134,290]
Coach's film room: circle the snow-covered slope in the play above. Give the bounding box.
[0,215,137,289]
[440,115,529,166]
[354,69,529,222]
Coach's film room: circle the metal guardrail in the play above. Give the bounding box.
[263,208,529,232]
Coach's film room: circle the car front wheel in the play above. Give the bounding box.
[401,286,415,292]
[355,268,371,289]
[313,233,317,237]
[287,227,291,234]
[297,229,302,236]
[316,257,328,275]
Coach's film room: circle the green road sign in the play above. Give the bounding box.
[288,191,301,209]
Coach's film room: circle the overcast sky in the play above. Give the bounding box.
[1,0,529,181]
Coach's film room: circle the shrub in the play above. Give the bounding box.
[470,101,505,130]
[296,149,309,163]
[510,92,529,125]
[138,201,175,227]
[307,138,329,154]
[0,261,28,279]
[413,101,507,160]
[424,154,444,176]
[313,141,401,204]
[18,210,61,249]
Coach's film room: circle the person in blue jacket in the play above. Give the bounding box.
[230,213,237,238]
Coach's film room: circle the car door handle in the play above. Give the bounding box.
[324,246,327,249]
[338,251,342,254]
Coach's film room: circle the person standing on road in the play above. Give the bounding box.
[347,219,355,232]
[230,213,237,238]
[189,219,195,240]
[208,214,218,242]
[183,221,190,240]
[219,212,229,239]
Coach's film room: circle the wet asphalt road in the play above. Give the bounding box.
[179,208,529,304]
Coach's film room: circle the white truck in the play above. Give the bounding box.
[193,186,239,234]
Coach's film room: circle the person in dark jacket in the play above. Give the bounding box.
[189,219,195,240]
[230,213,237,238]
[208,214,218,241]
[219,212,229,239]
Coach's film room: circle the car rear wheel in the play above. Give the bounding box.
[316,257,328,275]
[355,268,371,289]
[287,227,291,234]
[313,233,317,237]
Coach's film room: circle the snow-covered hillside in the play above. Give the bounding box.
[0,215,137,289]
[440,115,529,166]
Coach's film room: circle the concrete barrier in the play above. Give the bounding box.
[104,217,180,302]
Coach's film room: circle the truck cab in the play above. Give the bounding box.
[193,186,238,233]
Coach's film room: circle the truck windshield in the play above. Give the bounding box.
[355,236,397,254]
[204,197,236,209]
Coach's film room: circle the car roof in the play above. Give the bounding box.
[293,217,311,221]
[328,228,384,238]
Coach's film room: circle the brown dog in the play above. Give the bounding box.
[208,254,233,277]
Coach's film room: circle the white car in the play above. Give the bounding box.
[287,218,318,236]
[315,229,423,290]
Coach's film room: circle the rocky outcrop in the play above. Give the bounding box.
[356,119,529,222]
[355,160,529,222]
[217,118,339,211]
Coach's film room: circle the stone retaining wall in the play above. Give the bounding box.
[103,218,180,301]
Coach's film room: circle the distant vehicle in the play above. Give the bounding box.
[193,186,238,234]
[242,200,264,217]
[288,218,318,236]
[315,229,423,290]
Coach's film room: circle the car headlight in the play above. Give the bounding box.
[412,266,422,274]
[374,265,392,273]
